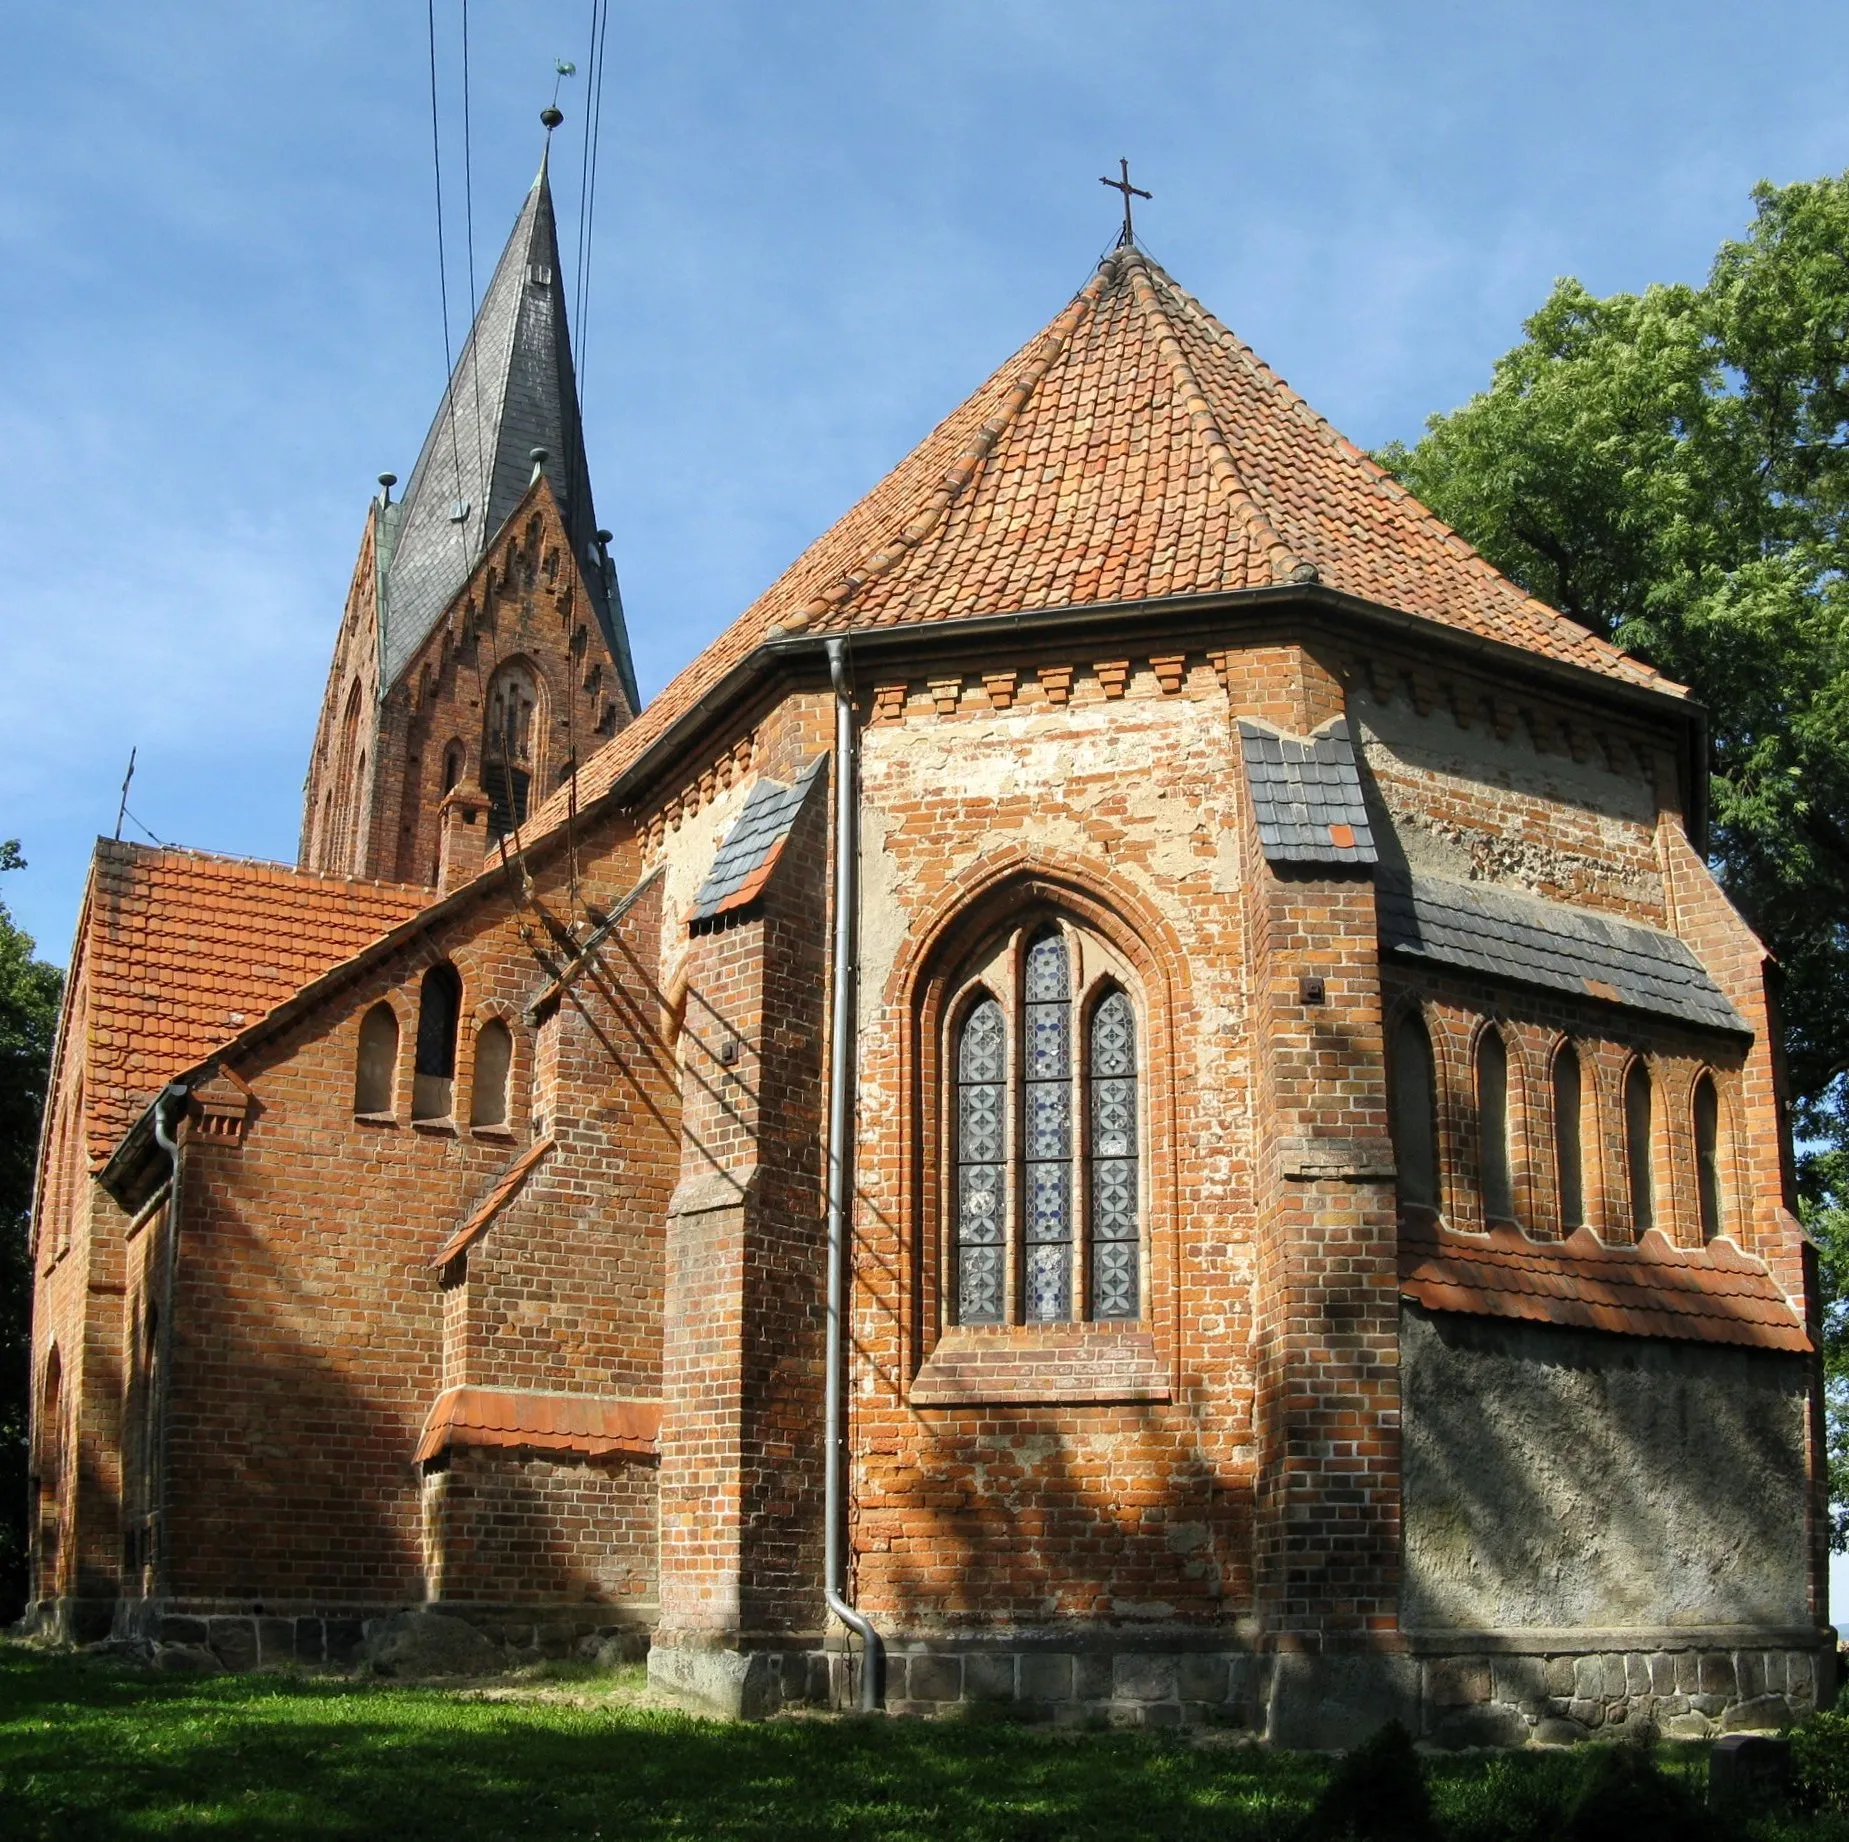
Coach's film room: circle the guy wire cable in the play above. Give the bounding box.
[426,0,468,544]
[461,0,486,517]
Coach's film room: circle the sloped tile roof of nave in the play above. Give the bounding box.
[522,241,1678,845]
[77,841,427,1165]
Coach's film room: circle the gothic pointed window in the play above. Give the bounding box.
[947,919,1141,1327]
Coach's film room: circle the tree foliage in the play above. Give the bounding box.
[0,840,64,1618]
[1377,172,1849,1539]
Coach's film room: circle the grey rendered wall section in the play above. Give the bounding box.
[1401,1303,1810,1633]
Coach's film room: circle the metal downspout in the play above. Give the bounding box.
[149,1083,187,1608]
[823,637,885,1711]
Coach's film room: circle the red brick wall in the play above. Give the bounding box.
[421,1448,656,1605]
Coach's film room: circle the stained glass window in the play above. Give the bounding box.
[1022,932,1073,1321]
[1089,988,1139,1319]
[956,996,1006,1323]
[948,925,1142,1328]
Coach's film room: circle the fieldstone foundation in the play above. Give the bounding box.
[652,1629,1835,1744]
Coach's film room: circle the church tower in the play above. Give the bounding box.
[300,144,639,888]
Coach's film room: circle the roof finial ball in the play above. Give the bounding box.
[529,447,550,485]
[377,471,397,506]
[540,105,564,132]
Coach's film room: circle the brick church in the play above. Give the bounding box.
[27,146,1830,1743]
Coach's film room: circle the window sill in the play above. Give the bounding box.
[353,1112,398,1128]
[909,1323,1168,1408]
[410,1117,458,1137]
[469,1124,517,1143]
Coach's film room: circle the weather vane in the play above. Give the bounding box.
[543,57,576,132]
[1099,157,1151,247]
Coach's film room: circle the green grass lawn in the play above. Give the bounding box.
[0,1643,1837,1841]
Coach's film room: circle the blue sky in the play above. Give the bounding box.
[5,0,1849,965]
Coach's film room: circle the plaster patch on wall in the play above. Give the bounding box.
[1352,686,1664,918]
[1401,1303,1810,1634]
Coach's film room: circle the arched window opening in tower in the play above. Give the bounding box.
[1625,1058,1655,1236]
[354,1002,400,1117]
[1553,1041,1584,1233]
[413,965,463,1122]
[1390,1009,1439,1215]
[1476,1026,1514,1225]
[1694,1071,1724,1243]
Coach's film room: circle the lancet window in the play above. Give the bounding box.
[951,920,1142,1326]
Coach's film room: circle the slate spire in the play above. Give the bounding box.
[380,152,638,709]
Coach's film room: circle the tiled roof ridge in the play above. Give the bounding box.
[798,264,1115,629]
[91,836,431,897]
[1121,249,1295,584]
[1142,259,1673,693]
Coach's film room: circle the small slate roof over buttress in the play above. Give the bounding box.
[689,759,826,923]
[1377,873,1746,1034]
[72,841,427,1165]
[379,153,636,708]
[521,241,1676,853]
[1238,716,1377,866]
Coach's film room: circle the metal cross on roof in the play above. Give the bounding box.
[1099,157,1151,246]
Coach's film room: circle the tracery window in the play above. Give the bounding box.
[951,920,1141,1325]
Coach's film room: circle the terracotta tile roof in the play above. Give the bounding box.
[413,1387,661,1464]
[522,244,1673,853]
[431,1137,555,1267]
[77,841,427,1166]
[1399,1215,1809,1352]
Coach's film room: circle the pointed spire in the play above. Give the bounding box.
[379,153,638,711]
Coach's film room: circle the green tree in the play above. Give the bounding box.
[0,840,64,1617]
[1377,172,1849,1541]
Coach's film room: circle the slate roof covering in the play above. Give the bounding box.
[520,242,1675,855]
[380,153,637,710]
[1377,873,1745,1034]
[1238,716,1377,865]
[1400,1216,1809,1352]
[689,759,825,923]
[431,1137,555,1268]
[413,1386,661,1465]
[71,842,427,1166]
